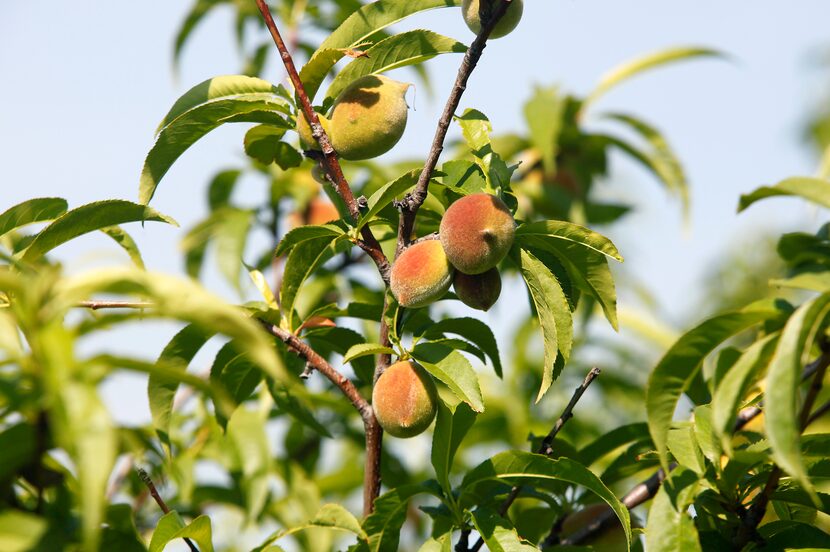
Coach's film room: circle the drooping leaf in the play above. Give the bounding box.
[461,451,632,549]
[470,507,538,552]
[301,0,463,102]
[738,177,830,212]
[325,30,466,102]
[584,46,724,111]
[516,219,622,261]
[361,484,440,552]
[342,343,396,364]
[148,324,214,451]
[280,234,350,330]
[275,224,345,257]
[358,169,420,231]
[712,333,778,453]
[244,125,302,169]
[604,113,689,214]
[100,225,146,268]
[647,301,783,470]
[20,200,176,262]
[140,75,291,204]
[513,247,572,401]
[644,467,702,552]
[523,85,565,176]
[421,317,502,377]
[765,292,830,501]
[213,207,254,292]
[0,197,67,238]
[411,343,484,412]
[149,511,214,552]
[227,407,270,519]
[432,401,477,495]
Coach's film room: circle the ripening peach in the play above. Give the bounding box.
[390,240,454,308]
[372,360,438,438]
[329,75,411,160]
[439,193,515,274]
[288,198,340,229]
[559,504,627,552]
[453,267,502,311]
[462,0,524,39]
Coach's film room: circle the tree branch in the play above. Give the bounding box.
[253,0,390,282]
[471,367,601,552]
[396,0,516,256]
[137,467,199,552]
[555,350,830,548]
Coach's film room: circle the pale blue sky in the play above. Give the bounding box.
[2,1,830,423]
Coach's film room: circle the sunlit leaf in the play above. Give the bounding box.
[739,177,830,212]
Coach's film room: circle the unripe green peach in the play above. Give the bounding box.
[390,240,454,308]
[462,0,524,39]
[296,112,332,151]
[329,75,411,161]
[372,360,438,438]
[439,193,515,274]
[454,267,502,311]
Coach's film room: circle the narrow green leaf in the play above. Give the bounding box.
[214,208,254,292]
[301,0,462,102]
[470,508,537,552]
[418,534,453,552]
[280,235,349,330]
[584,47,724,111]
[456,108,492,153]
[140,75,290,204]
[362,484,439,552]
[149,512,214,552]
[0,197,67,238]
[431,401,477,495]
[421,317,502,377]
[325,30,466,102]
[20,200,176,262]
[100,225,146,268]
[275,224,345,257]
[309,504,366,540]
[149,324,214,451]
[461,451,632,549]
[646,303,783,471]
[517,219,622,261]
[523,86,565,176]
[578,423,651,466]
[604,113,689,215]
[765,292,830,501]
[738,177,830,212]
[712,333,778,454]
[644,467,702,552]
[173,0,228,68]
[411,343,484,412]
[667,425,705,475]
[342,343,395,364]
[358,170,420,231]
[514,247,572,401]
[227,407,270,519]
[208,169,241,210]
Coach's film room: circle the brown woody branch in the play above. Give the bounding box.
[137,468,199,552]
[556,350,830,548]
[396,0,515,257]
[470,367,601,552]
[253,0,390,282]
[734,342,830,547]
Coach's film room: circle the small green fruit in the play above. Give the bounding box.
[461,0,524,39]
[390,240,454,308]
[454,267,502,311]
[373,361,438,438]
[296,112,331,151]
[330,75,411,161]
[439,193,515,274]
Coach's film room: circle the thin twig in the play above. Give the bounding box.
[396,0,515,256]
[807,398,830,427]
[734,344,830,547]
[556,350,830,548]
[253,0,390,282]
[77,300,152,310]
[137,468,199,552]
[471,367,601,552]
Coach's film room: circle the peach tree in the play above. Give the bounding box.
[1,1,830,551]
